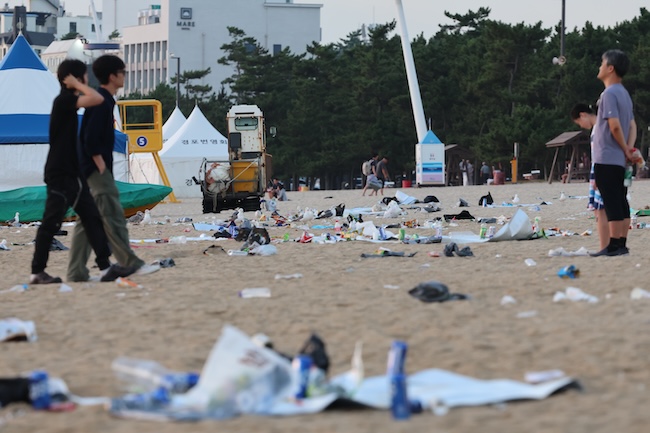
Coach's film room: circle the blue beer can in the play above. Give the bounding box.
[386,340,408,376]
[29,370,51,410]
[292,355,312,399]
[390,374,410,420]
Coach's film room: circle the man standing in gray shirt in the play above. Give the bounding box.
[591,49,636,257]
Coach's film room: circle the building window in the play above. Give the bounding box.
[155,41,160,61]
[273,44,281,55]
[91,24,95,32]
[69,22,77,33]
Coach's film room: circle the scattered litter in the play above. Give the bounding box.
[500,295,517,305]
[517,310,538,319]
[0,284,28,294]
[525,370,566,384]
[249,244,278,256]
[409,281,469,303]
[0,239,10,250]
[239,288,271,298]
[58,284,73,293]
[361,249,416,258]
[630,287,650,300]
[275,273,303,280]
[227,250,249,256]
[168,236,187,244]
[384,285,400,290]
[0,318,37,342]
[49,238,68,251]
[443,242,474,257]
[524,258,537,266]
[548,247,589,257]
[175,217,193,223]
[557,265,579,279]
[116,278,143,289]
[553,287,598,303]
[152,258,175,268]
[203,245,226,255]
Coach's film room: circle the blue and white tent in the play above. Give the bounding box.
[0,34,59,144]
[0,34,128,191]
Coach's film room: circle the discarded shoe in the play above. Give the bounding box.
[408,281,469,303]
[49,238,69,251]
[443,242,458,257]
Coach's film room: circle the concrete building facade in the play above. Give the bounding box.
[119,0,322,95]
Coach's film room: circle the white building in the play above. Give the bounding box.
[118,0,322,95]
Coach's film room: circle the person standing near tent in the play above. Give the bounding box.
[480,162,491,185]
[67,55,160,281]
[30,60,136,284]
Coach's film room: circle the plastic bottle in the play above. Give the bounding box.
[624,165,633,187]
[168,235,187,244]
[227,250,249,256]
[239,288,271,298]
[111,357,199,394]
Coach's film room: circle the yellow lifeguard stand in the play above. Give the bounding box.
[117,99,178,203]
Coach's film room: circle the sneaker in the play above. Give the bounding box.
[607,247,629,256]
[30,272,63,284]
[134,263,161,276]
[100,264,138,282]
[589,247,611,257]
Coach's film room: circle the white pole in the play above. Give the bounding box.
[394,0,427,142]
[89,0,104,42]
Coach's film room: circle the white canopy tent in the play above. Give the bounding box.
[129,105,228,198]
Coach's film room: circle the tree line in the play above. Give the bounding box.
[123,7,650,189]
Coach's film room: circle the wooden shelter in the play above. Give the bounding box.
[546,130,590,184]
[445,144,475,186]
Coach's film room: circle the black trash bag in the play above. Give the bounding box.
[443,210,475,221]
[298,333,330,373]
[242,227,271,249]
[423,195,439,203]
[213,227,232,239]
[382,197,398,206]
[335,203,345,217]
[235,227,251,242]
[443,242,474,257]
[478,192,494,206]
[408,281,469,303]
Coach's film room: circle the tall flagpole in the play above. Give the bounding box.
[394,0,427,142]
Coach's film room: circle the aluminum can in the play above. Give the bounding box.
[487,226,495,238]
[292,355,312,399]
[29,370,50,410]
[390,373,410,420]
[386,341,408,376]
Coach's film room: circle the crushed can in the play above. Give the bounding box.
[292,355,312,399]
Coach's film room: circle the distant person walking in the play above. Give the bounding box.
[67,55,160,281]
[361,153,379,196]
[376,156,390,196]
[466,160,474,185]
[30,60,134,284]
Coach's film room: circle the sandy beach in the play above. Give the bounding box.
[2,179,650,433]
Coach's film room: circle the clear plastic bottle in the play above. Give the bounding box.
[624,165,633,187]
[111,357,199,394]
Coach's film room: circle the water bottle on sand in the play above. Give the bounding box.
[111,357,199,394]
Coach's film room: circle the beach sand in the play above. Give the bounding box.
[1,179,650,432]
